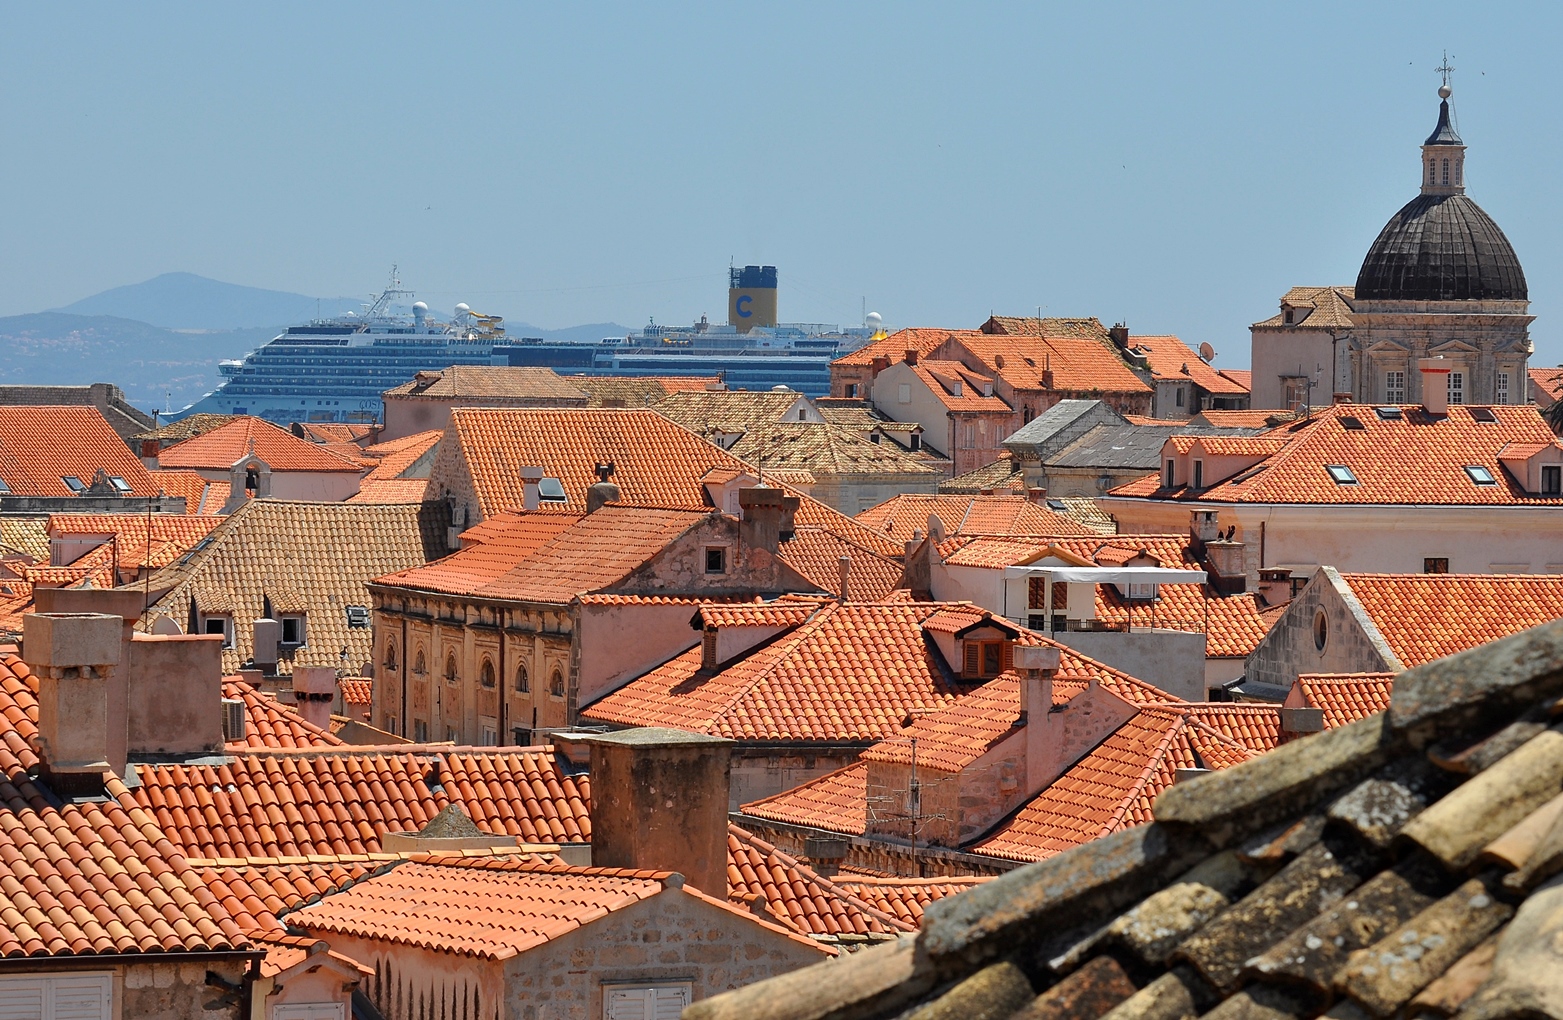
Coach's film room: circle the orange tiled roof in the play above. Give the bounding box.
[47,513,223,571]
[857,494,1092,539]
[442,407,902,559]
[158,417,364,473]
[1219,369,1251,390]
[1294,673,1396,729]
[956,334,1151,395]
[1112,404,1563,506]
[584,601,1020,743]
[16,542,118,588]
[222,680,346,750]
[374,507,711,604]
[1529,367,1563,403]
[129,746,593,858]
[348,478,432,503]
[1252,286,1355,330]
[1338,573,1563,668]
[350,430,441,503]
[775,528,905,602]
[725,825,912,939]
[191,860,382,941]
[970,705,1271,862]
[831,328,976,367]
[742,763,870,835]
[1193,409,1298,429]
[382,366,586,401]
[1127,336,1248,395]
[0,654,248,957]
[0,406,162,497]
[339,677,373,706]
[149,469,233,514]
[980,316,1112,341]
[830,875,990,928]
[908,361,1012,413]
[287,857,672,959]
[700,603,816,629]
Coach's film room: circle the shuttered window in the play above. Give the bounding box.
[604,983,691,1019]
[0,974,111,1020]
[961,640,1010,680]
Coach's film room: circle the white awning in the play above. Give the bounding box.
[1000,565,1208,584]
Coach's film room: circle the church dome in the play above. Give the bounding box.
[1355,193,1527,301]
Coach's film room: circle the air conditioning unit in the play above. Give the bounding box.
[221,698,246,742]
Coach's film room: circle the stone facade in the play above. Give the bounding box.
[322,885,828,1020]
[1242,567,1397,692]
[1347,299,1532,407]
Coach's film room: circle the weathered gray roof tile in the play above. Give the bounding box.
[1326,757,1452,850]
[1451,876,1563,1020]
[1008,956,1136,1020]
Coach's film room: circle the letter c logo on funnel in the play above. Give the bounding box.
[736,295,753,318]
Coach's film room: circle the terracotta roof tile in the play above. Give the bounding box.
[442,407,902,559]
[0,406,162,497]
[699,603,816,629]
[653,390,810,435]
[0,654,249,958]
[937,455,1029,495]
[339,678,373,706]
[149,470,231,514]
[0,518,48,561]
[1251,285,1356,329]
[908,362,1013,413]
[566,375,723,408]
[347,478,432,503]
[980,316,1112,341]
[1112,404,1563,506]
[776,528,905,602]
[157,417,364,473]
[135,500,448,674]
[1528,366,1563,403]
[742,763,870,835]
[133,413,241,443]
[858,494,1092,539]
[47,513,223,571]
[382,366,587,401]
[725,825,912,938]
[223,680,346,750]
[129,746,592,858]
[1127,336,1248,395]
[831,328,978,368]
[1294,673,1396,729]
[1192,409,1300,429]
[728,424,939,479]
[830,875,990,927]
[1339,573,1563,667]
[956,334,1151,395]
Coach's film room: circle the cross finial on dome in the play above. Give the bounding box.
[1436,51,1455,99]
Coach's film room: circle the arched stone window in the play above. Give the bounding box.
[383,642,398,672]
[413,648,426,676]
[480,660,496,689]
[516,663,530,693]
[445,654,459,683]
[549,668,565,697]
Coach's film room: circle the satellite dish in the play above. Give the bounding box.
[1198,342,1216,363]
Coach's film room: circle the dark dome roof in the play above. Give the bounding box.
[1356,194,1527,301]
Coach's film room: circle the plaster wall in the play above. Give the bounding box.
[730,749,860,810]
[1050,629,1206,702]
[1250,327,1336,410]
[257,958,358,1020]
[576,601,704,707]
[316,934,500,1020]
[186,468,360,503]
[127,633,225,757]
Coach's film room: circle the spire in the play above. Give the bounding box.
[1420,56,1466,196]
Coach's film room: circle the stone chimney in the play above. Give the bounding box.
[292,666,338,732]
[1418,357,1451,416]
[519,466,543,512]
[585,728,733,897]
[253,619,281,675]
[1027,487,1047,504]
[1109,323,1130,349]
[586,462,621,514]
[1203,530,1248,594]
[738,488,798,555]
[869,355,890,384]
[1015,644,1061,795]
[24,613,121,796]
[838,556,851,602]
[1189,510,1221,546]
[1258,568,1292,608]
[32,588,143,772]
[903,349,919,367]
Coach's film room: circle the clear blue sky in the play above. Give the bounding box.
[2,2,1558,368]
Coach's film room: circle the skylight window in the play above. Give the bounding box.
[1470,407,1498,423]
[538,477,568,502]
[108,476,132,493]
[1047,499,1068,512]
[1339,416,1366,430]
[1374,407,1403,421]
[0,477,10,495]
[1464,465,1497,485]
[1325,464,1358,485]
[61,476,86,493]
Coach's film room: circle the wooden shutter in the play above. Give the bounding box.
[1001,641,1013,673]
[962,642,980,678]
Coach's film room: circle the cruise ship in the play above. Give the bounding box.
[170,274,509,424]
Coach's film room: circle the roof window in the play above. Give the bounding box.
[1047,499,1068,512]
[0,477,9,495]
[345,606,370,629]
[1464,465,1497,485]
[1470,407,1498,423]
[61,476,86,493]
[1339,416,1366,430]
[108,476,133,493]
[538,478,568,503]
[1374,407,1403,420]
[1325,464,1358,485]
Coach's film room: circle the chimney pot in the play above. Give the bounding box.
[585,728,734,897]
[738,487,797,554]
[1028,487,1047,504]
[24,613,121,793]
[1417,357,1451,416]
[291,666,338,732]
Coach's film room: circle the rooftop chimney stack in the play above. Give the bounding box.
[1189,510,1221,546]
[253,619,281,675]
[519,466,544,512]
[1258,568,1293,608]
[24,613,122,796]
[1014,644,1062,795]
[903,349,918,367]
[1418,357,1451,416]
[738,487,798,555]
[1028,487,1047,504]
[291,666,338,733]
[838,556,851,603]
[586,728,734,897]
[586,462,621,514]
[1109,323,1130,350]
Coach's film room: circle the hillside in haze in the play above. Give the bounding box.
[54,272,364,331]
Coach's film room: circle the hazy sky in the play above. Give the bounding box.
[2,2,1558,368]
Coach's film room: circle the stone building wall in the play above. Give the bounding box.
[121,959,249,1020]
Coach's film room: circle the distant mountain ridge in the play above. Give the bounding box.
[54,272,364,331]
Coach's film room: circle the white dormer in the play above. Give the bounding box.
[1498,442,1563,496]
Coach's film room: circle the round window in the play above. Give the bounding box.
[1313,609,1328,652]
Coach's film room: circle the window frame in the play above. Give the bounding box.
[1383,371,1406,403]
[202,614,234,648]
[1447,371,1464,405]
[704,545,728,575]
[1463,465,1497,486]
[1325,464,1358,485]
[280,614,307,647]
[1542,465,1562,495]
[1424,557,1450,575]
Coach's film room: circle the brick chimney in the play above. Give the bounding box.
[903,349,919,367]
[1027,487,1047,504]
[586,462,621,514]
[1418,357,1451,416]
[292,666,338,732]
[24,613,122,796]
[1109,323,1130,350]
[585,728,734,897]
[738,488,799,554]
[519,466,543,511]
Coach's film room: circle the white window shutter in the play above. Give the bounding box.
[653,986,690,1019]
[0,981,44,1020]
[0,975,110,1020]
[605,988,650,1020]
